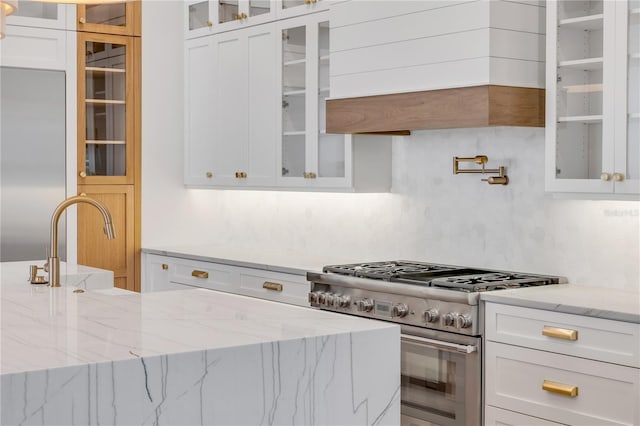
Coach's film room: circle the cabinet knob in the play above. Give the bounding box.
[304,172,317,179]
[240,12,247,19]
[600,172,611,181]
[206,20,213,27]
[206,172,213,178]
[79,17,86,24]
[613,173,624,182]
[79,171,87,178]
[79,192,87,197]
[161,263,169,270]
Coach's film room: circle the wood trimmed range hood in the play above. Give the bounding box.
[325,85,545,134]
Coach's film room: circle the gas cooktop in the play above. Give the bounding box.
[322,260,562,293]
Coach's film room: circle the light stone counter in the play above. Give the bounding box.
[1,260,114,292]
[1,286,400,425]
[481,284,640,323]
[142,244,362,275]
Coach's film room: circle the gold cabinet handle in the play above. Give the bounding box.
[613,173,624,182]
[600,172,611,181]
[206,172,213,178]
[303,172,317,179]
[542,380,578,397]
[263,281,283,292]
[161,264,169,270]
[206,20,213,27]
[235,172,247,178]
[79,171,87,178]
[191,270,209,279]
[79,16,86,24]
[542,326,578,341]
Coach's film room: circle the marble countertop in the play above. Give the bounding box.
[1,286,396,375]
[1,260,115,292]
[481,284,640,323]
[143,244,361,275]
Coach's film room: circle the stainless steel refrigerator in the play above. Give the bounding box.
[1,66,66,262]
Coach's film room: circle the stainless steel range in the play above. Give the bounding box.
[307,261,566,426]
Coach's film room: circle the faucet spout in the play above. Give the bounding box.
[49,195,115,287]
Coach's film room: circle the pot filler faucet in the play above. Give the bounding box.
[47,195,116,287]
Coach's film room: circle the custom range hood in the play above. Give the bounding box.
[326,1,546,134]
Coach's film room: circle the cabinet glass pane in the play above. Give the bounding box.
[249,0,270,17]
[317,21,344,178]
[12,2,57,20]
[219,0,239,23]
[282,26,306,178]
[85,41,127,177]
[282,0,306,10]
[554,1,604,180]
[86,4,126,27]
[189,2,210,30]
[627,1,640,179]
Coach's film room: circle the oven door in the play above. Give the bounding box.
[401,333,481,426]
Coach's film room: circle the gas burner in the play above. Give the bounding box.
[324,261,454,281]
[430,273,554,292]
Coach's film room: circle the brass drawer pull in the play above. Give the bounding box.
[263,281,283,292]
[542,380,578,397]
[191,270,209,279]
[161,264,168,270]
[542,326,578,341]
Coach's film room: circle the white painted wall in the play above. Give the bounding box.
[142,1,639,291]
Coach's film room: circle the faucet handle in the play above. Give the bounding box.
[28,264,48,284]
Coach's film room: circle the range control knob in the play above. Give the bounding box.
[442,313,455,327]
[392,303,409,318]
[324,294,335,307]
[356,299,374,312]
[334,295,351,308]
[317,292,328,305]
[455,314,472,329]
[308,292,319,304]
[424,309,440,323]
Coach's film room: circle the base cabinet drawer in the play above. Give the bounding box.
[485,406,562,426]
[168,258,236,292]
[485,302,640,367]
[238,268,310,306]
[485,342,640,426]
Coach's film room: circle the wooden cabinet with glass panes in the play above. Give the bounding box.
[77,6,141,292]
[77,0,140,36]
[546,0,639,195]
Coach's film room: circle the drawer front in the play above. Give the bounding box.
[485,342,640,426]
[485,302,640,367]
[238,267,309,307]
[169,258,236,292]
[485,406,562,426]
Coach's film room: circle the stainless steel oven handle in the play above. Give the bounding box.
[401,334,478,354]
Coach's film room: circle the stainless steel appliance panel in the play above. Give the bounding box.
[1,67,66,261]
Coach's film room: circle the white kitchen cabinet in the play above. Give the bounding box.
[5,2,71,30]
[277,12,391,191]
[545,0,640,195]
[275,0,331,20]
[184,23,278,187]
[184,0,275,39]
[184,11,391,192]
[484,302,640,426]
[142,253,311,307]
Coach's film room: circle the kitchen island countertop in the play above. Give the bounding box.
[481,284,640,323]
[1,285,399,425]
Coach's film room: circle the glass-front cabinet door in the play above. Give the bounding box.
[547,0,640,195]
[7,1,67,30]
[277,0,329,20]
[615,1,640,193]
[77,1,141,36]
[78,33,134,185]
[185,0,274,39]
[278,15,351,189]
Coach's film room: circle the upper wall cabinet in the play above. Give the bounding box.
[185,0,275,38]
[77,1,141,36]
[6,2,70,30]
[545,0,640,195]
[276,0,331,20]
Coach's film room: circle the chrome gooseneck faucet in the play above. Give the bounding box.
[48,195,116,287]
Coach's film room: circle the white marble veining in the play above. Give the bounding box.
[1,261,114,292]
[481,284,640,323]
[1,288,399,425]
[142,244,360,275]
